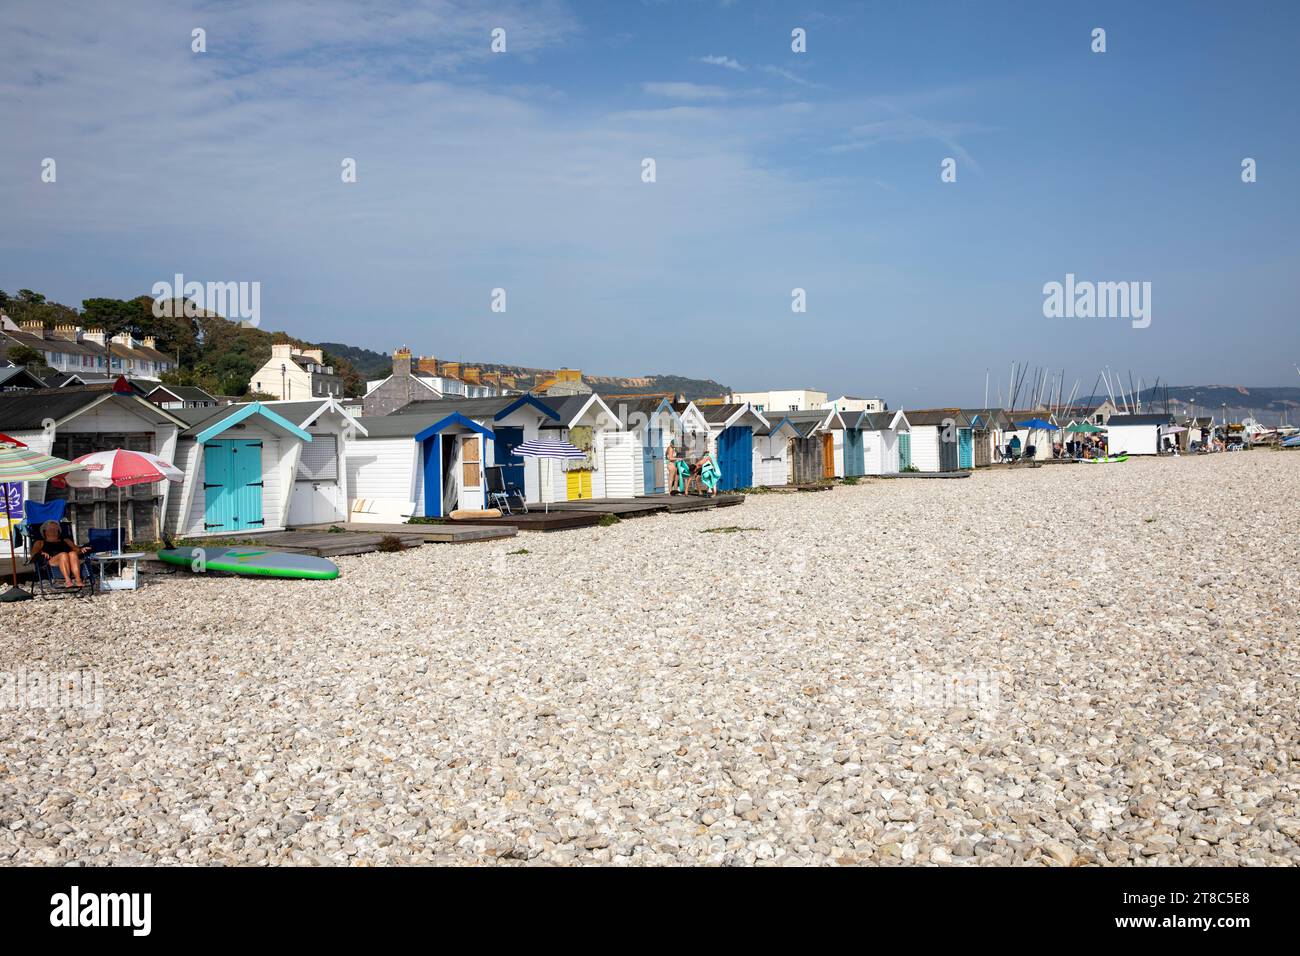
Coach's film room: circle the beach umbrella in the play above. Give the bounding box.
[0,444,86,602]
[511,438,586,513]
[63,448,183,548]
[1065,422,1105,433]
[1015,418,1059,431]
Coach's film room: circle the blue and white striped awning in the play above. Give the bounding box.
[511,439,587,459]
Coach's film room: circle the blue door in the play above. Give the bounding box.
[494,427,524,493]
[643,427,664,493]
[422,435,442,518]
[716,426,752,491]
[958,428,974,469]
[203,440,264,532]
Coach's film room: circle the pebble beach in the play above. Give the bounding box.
[3,453,1297,866]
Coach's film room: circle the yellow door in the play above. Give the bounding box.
[566,470,593,500]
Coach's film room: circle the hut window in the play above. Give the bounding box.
[461,436,481,487]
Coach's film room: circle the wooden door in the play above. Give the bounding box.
[822,433,835,478]
[566,470,592,499]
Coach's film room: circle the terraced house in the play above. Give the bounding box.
[0,316,177,381]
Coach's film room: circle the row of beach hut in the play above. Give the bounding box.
[2,377,1055,539]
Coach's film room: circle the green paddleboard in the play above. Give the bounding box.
[157,546,340,580]
[1079,455,1129,463]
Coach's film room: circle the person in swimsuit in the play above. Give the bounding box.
[30,519,89,588]
[664,442,679,494]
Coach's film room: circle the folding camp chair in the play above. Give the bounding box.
[17,520,97,599]
[484,466,526,515]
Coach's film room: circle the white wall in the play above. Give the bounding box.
[911,426,941,472]
[1108,424,1159,456]
[752,434,788,486]
[347,437,421,515]
[601,431,638,497]
[862,429,899,475]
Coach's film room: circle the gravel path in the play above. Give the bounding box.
[3,453,1297,865]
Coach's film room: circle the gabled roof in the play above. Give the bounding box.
[0,365,48,390]
[180,402,314,443]
[905,408,972,427]
[824,409,864,430]
[539,392,620,429]
[859,410,909,431]
[359,394,552,439]
[391,395,522,419]
[757,416,801,439]
[149,384,218,404]
[0,385,191,432]
[1108,413,1174,426]
[600,395,683,433]
[414,411,495,443]
[260,398,368,436]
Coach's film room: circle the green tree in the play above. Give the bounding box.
[5,344,45,368]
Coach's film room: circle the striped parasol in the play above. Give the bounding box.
[0,443,87,483]
[510,439,587,460]
[62,449,184,550]
[511,439,586,513]
[63,448,183,488]
[0,444,85,600]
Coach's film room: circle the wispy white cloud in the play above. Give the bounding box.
[760,65,827,90]
[696,55,745,71]
[642,81,731,101]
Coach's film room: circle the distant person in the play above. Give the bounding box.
[1009,434,1022,459]
[664,443,679,494]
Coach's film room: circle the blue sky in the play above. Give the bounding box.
[3,0,1297,405]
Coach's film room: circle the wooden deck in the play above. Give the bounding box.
[188,529,428,557]
[450,511,604,532]
[294,522,517,543]
[875,471,972,479]
[547,493,745,516]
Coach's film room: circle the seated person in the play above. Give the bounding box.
[30,520,91,588]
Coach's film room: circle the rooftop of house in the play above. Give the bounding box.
[1108,413,1175,426]
[905,408,972,427]
[0,384,180,431]
[149,384,219,403]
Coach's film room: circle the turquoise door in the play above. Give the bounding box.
[845,430,865,476]
[203,440,265,532]
[958,428,974,469]
[897,433,912,470]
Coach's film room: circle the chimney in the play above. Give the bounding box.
[111,332,132,346]
[51,323,78,341]
[271,343,294,359]
[462,367,482,384]
[302,348,324,364]
[393,347,412,377]
[441,361,461,379]
[417,356,440,376]
[82,328,105,346]
[20,320,46,339]
[142,336,158,350]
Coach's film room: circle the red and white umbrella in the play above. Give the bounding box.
[64,449,183,488]
[63,449,183,549]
